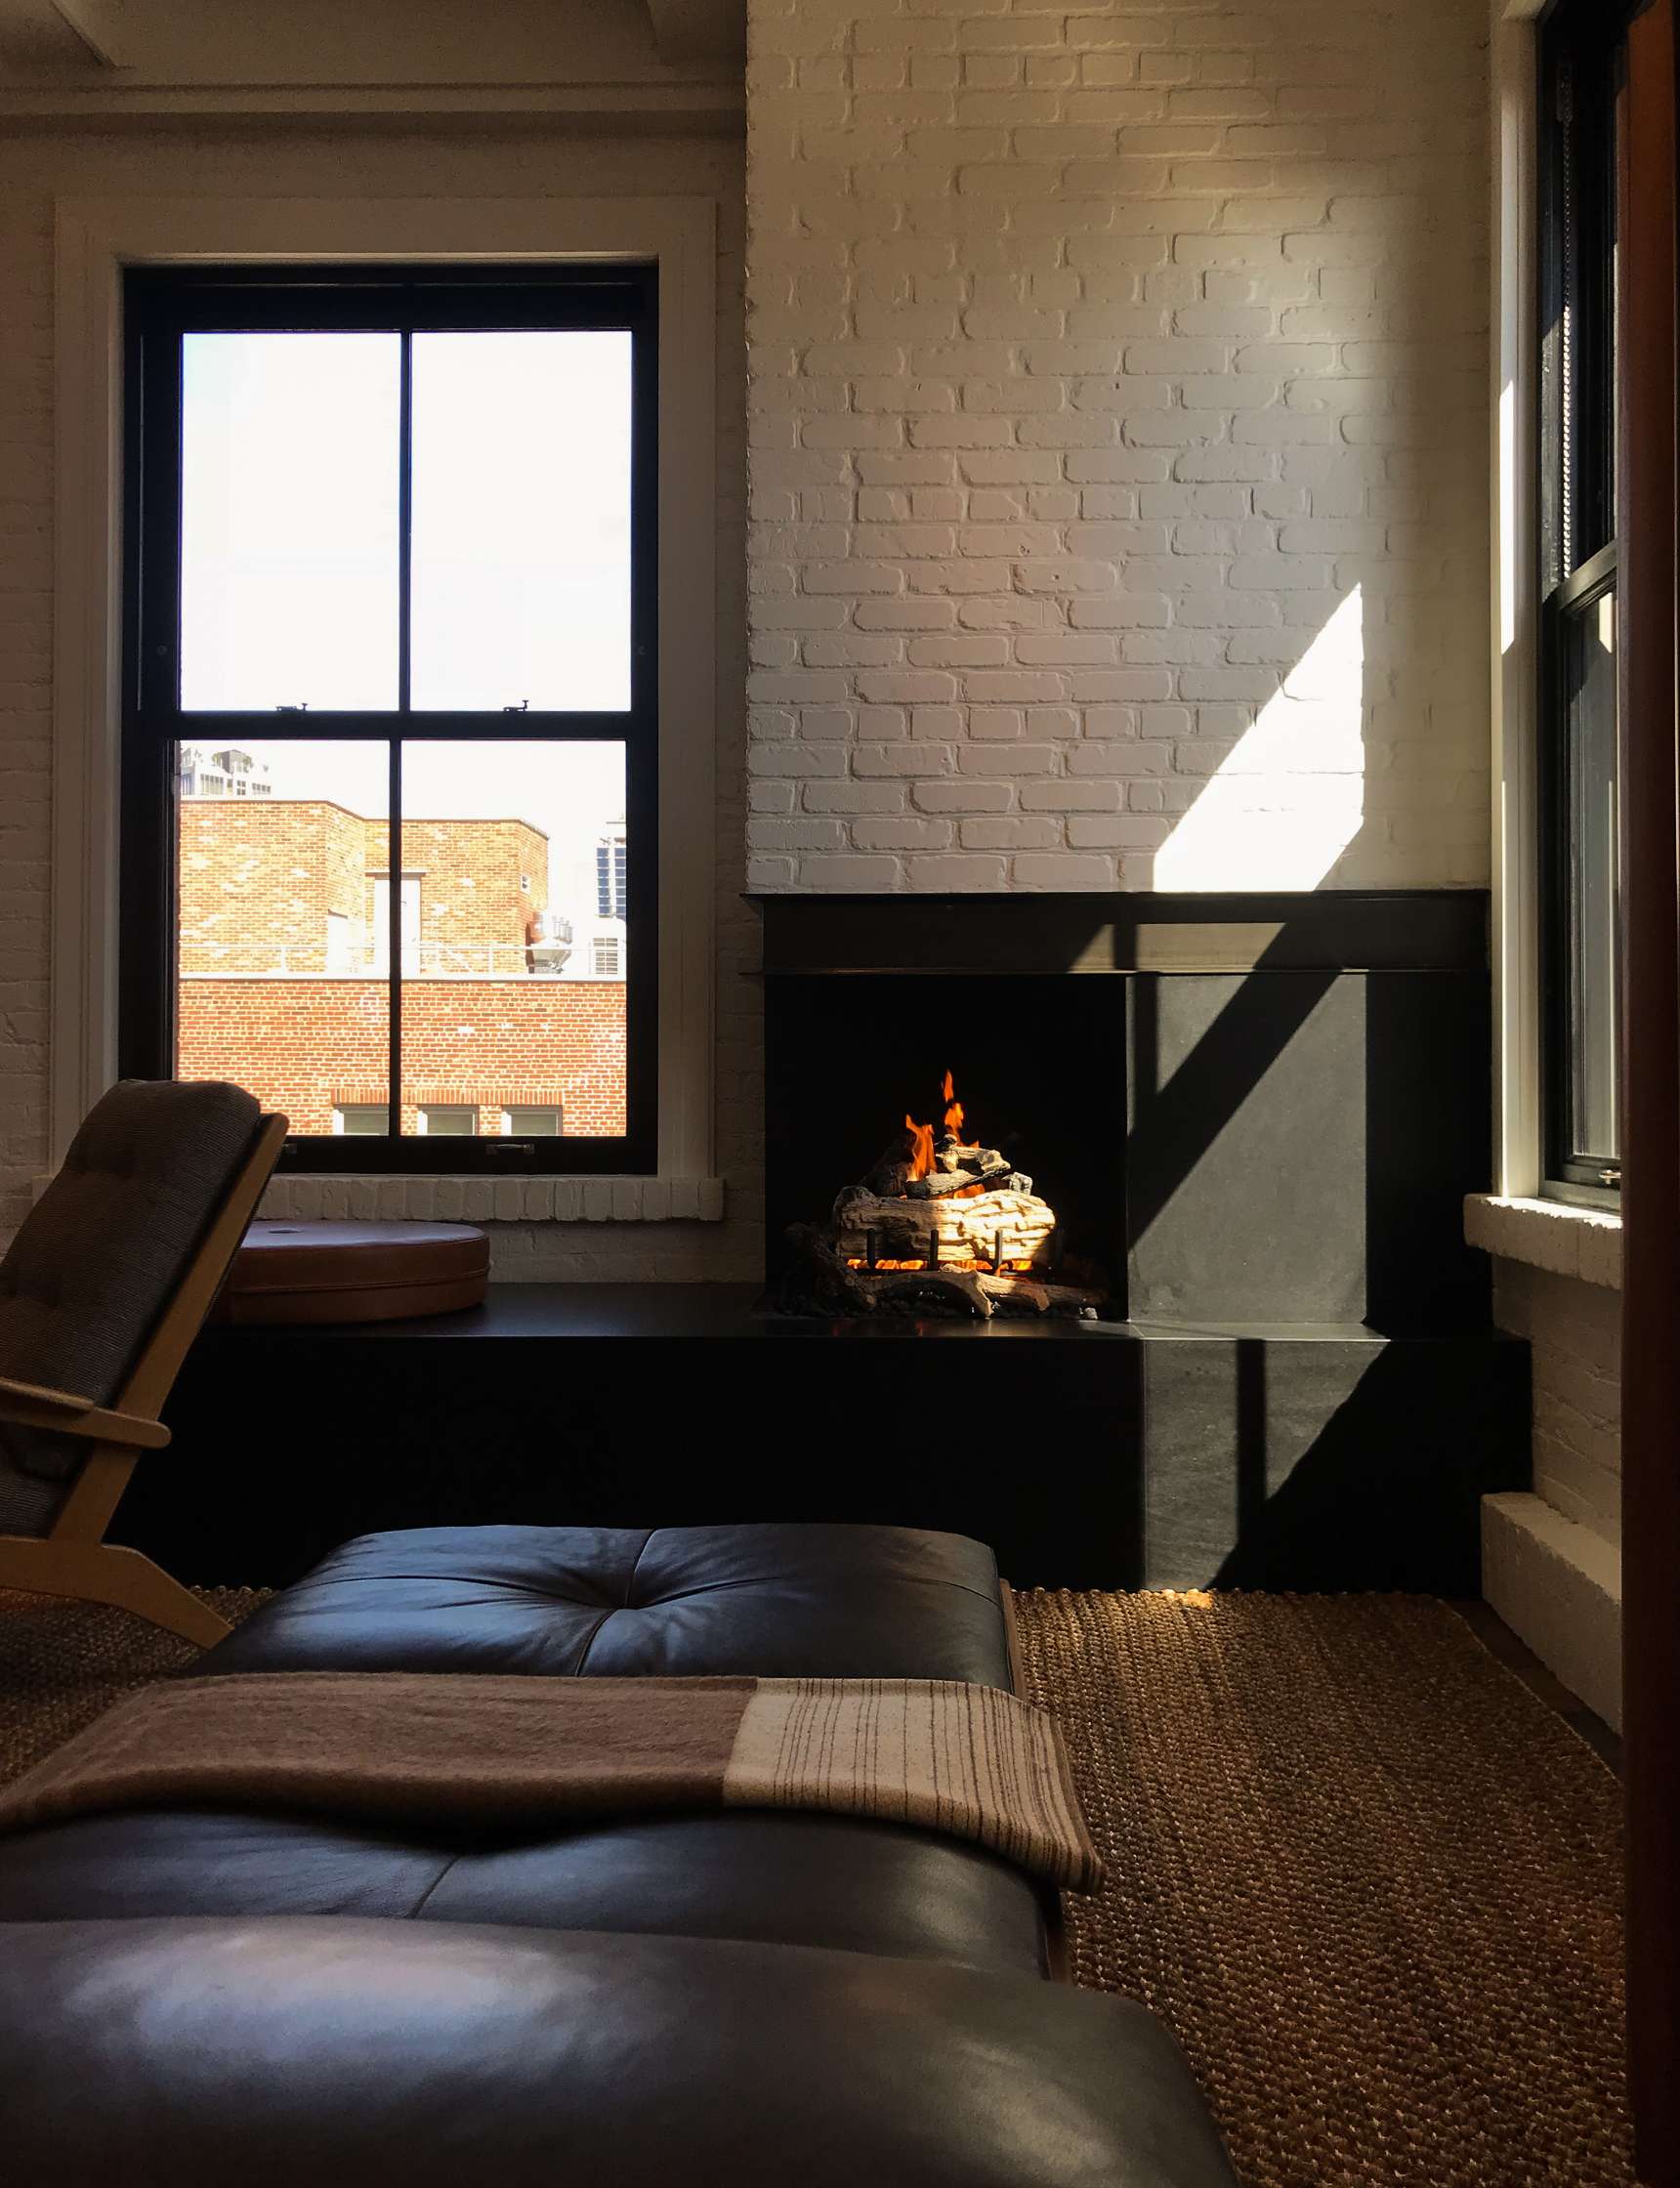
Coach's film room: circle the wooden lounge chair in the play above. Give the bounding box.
[0,1081,286,1646]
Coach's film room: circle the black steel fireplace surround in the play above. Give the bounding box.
[124,890,1528,1595]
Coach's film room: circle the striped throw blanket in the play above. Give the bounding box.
[0,1671,1102,1892]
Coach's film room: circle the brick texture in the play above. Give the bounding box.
[178,978,626,1137]
[180,803,551,974]
[745,0,1491,892]
[1491,1259,1621,1549]
[0,125,755,1278]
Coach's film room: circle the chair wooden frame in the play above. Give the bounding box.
[0,1112,288,1648]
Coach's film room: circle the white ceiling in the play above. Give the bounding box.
[0,0,743,91]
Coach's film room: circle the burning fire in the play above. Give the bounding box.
[943,1069,964,1138]
[845,1255,1038,1274]
[904,1069,978,1187]
[904,1115,936,1180]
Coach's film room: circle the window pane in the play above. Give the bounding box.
[409,331,633,711]
[1566,588,1620,1164]
[397,741,627,1136]
[420,1105,477,1136]
[505,1107,563,1137]
[180,335,400,710]
[336,1106,389,1136]
[176,739,391,1134]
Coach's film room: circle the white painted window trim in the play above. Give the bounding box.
[52,193,723,1224]
[1491,0,1546,1199]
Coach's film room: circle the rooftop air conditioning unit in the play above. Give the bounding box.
[527,911,573,975]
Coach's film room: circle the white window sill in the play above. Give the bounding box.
[1463,1194,1621,1289]
[259,1175,727,1225]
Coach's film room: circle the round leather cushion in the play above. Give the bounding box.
[210,1222,489,1326]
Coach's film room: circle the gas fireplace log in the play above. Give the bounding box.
[903,1171,986,1200]
[831,1187,1057,1274]
[874,1270,994,1319]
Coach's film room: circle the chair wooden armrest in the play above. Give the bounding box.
[0,1374,171,1452]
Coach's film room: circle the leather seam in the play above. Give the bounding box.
[621,1527,657,1608]
[569,1609,616,1673]
[404,1852,463,1920]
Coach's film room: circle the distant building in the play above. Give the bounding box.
[572,818,628,981]
[179,744,273,800]
[174,794,625,1139]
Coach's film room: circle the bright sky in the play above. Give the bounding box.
[177,327,634,913]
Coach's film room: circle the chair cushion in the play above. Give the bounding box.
[0,1080,261,1504]
[208,1221,489,1325]
[0,1807,1049,1977]
[0,1525,1046,1976]
[206,1523,1018,1686]
[0,1920,1239,2188]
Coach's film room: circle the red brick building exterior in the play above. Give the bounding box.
[176,799,625,1136]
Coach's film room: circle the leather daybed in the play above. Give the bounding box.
[0,1522,1237,2187]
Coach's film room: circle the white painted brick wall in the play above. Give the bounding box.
[1491,1259,1621,1548]
[745,0,1491,892]
[0,126,758,1280]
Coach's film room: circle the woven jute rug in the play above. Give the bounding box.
[0,1584,1630,2185]
[0,1586,270,1788]
[1011,1588,1631,2188]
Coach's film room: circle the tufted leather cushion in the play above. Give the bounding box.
[0,1807,1049,1976]
[0,1920,1239,2187]
[0,1524,1046,1976]
[0,1080,262,1521]
[207,1523,1018,1685]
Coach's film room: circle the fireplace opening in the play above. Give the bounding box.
[763,975,1124,1322]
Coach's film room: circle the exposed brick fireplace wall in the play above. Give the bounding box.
[745,0,1490,894]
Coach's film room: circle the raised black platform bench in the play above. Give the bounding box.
[116,1284,1529,1594]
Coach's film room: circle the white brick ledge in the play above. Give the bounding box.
[1482,1493,1622,1734]
[258,1176,727,1225]
[1464,1195,1621,1289]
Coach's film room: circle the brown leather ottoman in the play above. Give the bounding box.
[209,1221,489,1325]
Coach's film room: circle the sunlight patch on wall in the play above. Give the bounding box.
[1154,586,1365,892]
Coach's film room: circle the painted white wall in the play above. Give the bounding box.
[744,0,1491,892]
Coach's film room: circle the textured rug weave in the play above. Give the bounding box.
[0,1585,1631,2185]
[1011,1588,1630,2188]
[0,1587,270,1788]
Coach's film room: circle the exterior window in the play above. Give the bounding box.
[334,1104,389,1136]
[503,1105,562,1137]
[123,266,657,1177]
[418,1105,477,1136]
[1540,3,1630,1197]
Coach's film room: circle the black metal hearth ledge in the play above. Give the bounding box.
[128,1283,1528,1601]
[749,890,1489,977]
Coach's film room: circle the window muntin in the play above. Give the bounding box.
[123,267,657,1177]
[1540,6,1629,1195]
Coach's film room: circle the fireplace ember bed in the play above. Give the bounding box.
[777,1070,1109,1321]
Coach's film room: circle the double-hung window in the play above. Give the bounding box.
[122,266,657,1175]
[1538,3,1630,1198]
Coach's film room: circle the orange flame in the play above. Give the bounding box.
[942,1069,964,1139]
[904,1115,936,1179]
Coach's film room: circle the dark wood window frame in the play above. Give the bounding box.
[1538,0,1634,1200]
[120,263,659,1177]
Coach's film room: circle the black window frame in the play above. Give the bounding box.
[1538,0,1632,1201]
[120,262,658,1177]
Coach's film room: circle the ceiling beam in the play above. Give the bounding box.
[643,0,742,67]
